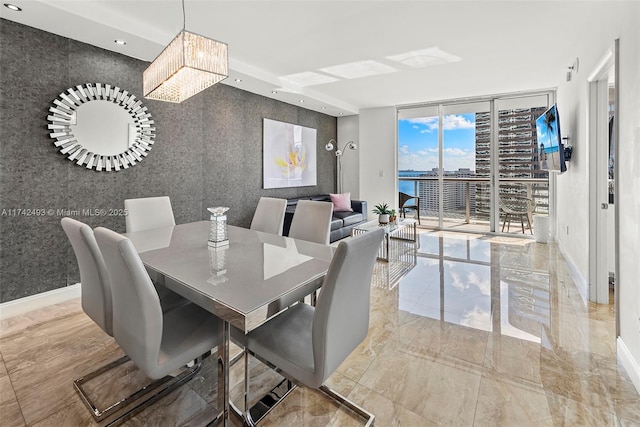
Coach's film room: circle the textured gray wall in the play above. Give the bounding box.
[0,19,337,303]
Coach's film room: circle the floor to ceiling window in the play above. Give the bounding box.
[398,91,553,234]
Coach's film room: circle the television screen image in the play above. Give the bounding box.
[535,104,566,173]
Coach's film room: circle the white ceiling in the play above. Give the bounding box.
[1,1,600,116]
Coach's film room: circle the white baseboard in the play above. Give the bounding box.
[557,242,589,302]
[618,337,640,395]
[0,283,80,321]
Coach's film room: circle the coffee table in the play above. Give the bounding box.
[351,218,416,262]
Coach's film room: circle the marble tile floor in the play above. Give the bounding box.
[1,230,639,426]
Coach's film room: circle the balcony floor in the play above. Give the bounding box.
[407,213,538,237]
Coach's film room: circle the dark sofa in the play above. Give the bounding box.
[282,195,368,243]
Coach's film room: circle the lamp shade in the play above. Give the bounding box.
[143,30,228,103]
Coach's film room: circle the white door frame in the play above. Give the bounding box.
[587,40,619,324]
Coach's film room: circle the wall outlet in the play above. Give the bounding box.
[566,226,569,235]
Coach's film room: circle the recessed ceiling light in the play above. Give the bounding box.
[321,107,326,110]
[234,78,242,82]
[4,3,22,11]
[299,99,304,103]
[114,39,126,45]
[338,113,344,115]
[271,90,278,94]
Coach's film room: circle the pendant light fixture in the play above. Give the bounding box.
[143,0,228,103]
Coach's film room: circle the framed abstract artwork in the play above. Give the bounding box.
[263,118,317,189]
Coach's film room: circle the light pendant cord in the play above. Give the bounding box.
[182,0,186,30]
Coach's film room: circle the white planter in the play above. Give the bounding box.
[379,214,389,224]
[533,215,549,243]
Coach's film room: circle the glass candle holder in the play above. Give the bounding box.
[207,207,229,247]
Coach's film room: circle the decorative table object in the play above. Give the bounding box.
[372,202,392,225]
[207,245,229,285]
[208,207,229,247]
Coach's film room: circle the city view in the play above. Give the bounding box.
[399,107,550,223]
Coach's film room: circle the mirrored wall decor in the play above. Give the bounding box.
[47,83,155,171]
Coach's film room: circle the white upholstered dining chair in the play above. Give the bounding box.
[124,196,175,233]
[267,199,334,311]
[62,217,191,422]
[241,228,384,426]
[61,218,113,340]
[250,197,287,235]
[288,199,333,245]
[94,226,223,422]
[124,195,183,297]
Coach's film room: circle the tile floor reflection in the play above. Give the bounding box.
[1,230,638,426]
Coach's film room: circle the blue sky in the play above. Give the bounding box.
[398,113,477,172]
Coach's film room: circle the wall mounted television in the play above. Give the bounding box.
[535,103,567,173]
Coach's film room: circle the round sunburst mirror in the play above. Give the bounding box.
[47,83,155,171]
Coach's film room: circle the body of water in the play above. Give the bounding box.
[398,171,426,196]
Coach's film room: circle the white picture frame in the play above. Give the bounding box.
[263,118,317,189]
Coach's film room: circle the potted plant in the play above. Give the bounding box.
[372,203,391,224]
[389,209,397,223]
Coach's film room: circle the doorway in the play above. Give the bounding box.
[588,41,619,330]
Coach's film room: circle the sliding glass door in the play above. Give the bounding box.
[494,95,551,235]
[397,105,440,224]
[398,91,553,234]
[441,102,491,232]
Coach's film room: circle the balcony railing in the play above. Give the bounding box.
[398,176,549,234]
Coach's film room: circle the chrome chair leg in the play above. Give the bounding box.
[242,351,296,426]
[74,355,206,425]
[107,358,204,426]
[319,385,375,427]
[73,355,131,421]
[241,350,374,426]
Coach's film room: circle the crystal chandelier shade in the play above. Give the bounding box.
[143,30,228,103]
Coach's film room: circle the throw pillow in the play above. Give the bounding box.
[330,192,353,212]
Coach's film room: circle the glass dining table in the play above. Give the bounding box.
[124,221,335,425]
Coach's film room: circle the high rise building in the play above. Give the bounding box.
[405,106,549,220]
[475,107,549,216]
[417,168,477,216]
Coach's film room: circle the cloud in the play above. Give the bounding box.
[449,270,467,292]
[398,146,476,171]
[398,144,473,170]
[467,271,491,296]
[406,114,475,132]
[442,147,469,156]
[407,116,439,132]
[442,115,475,130]
[398,148,438,170]
[460,305,491,331]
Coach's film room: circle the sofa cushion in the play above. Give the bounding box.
[330,218,344,231]
[334,212,364,227]
[330,192,353,212]
[286,197,311,206]
[282,195,367,243]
